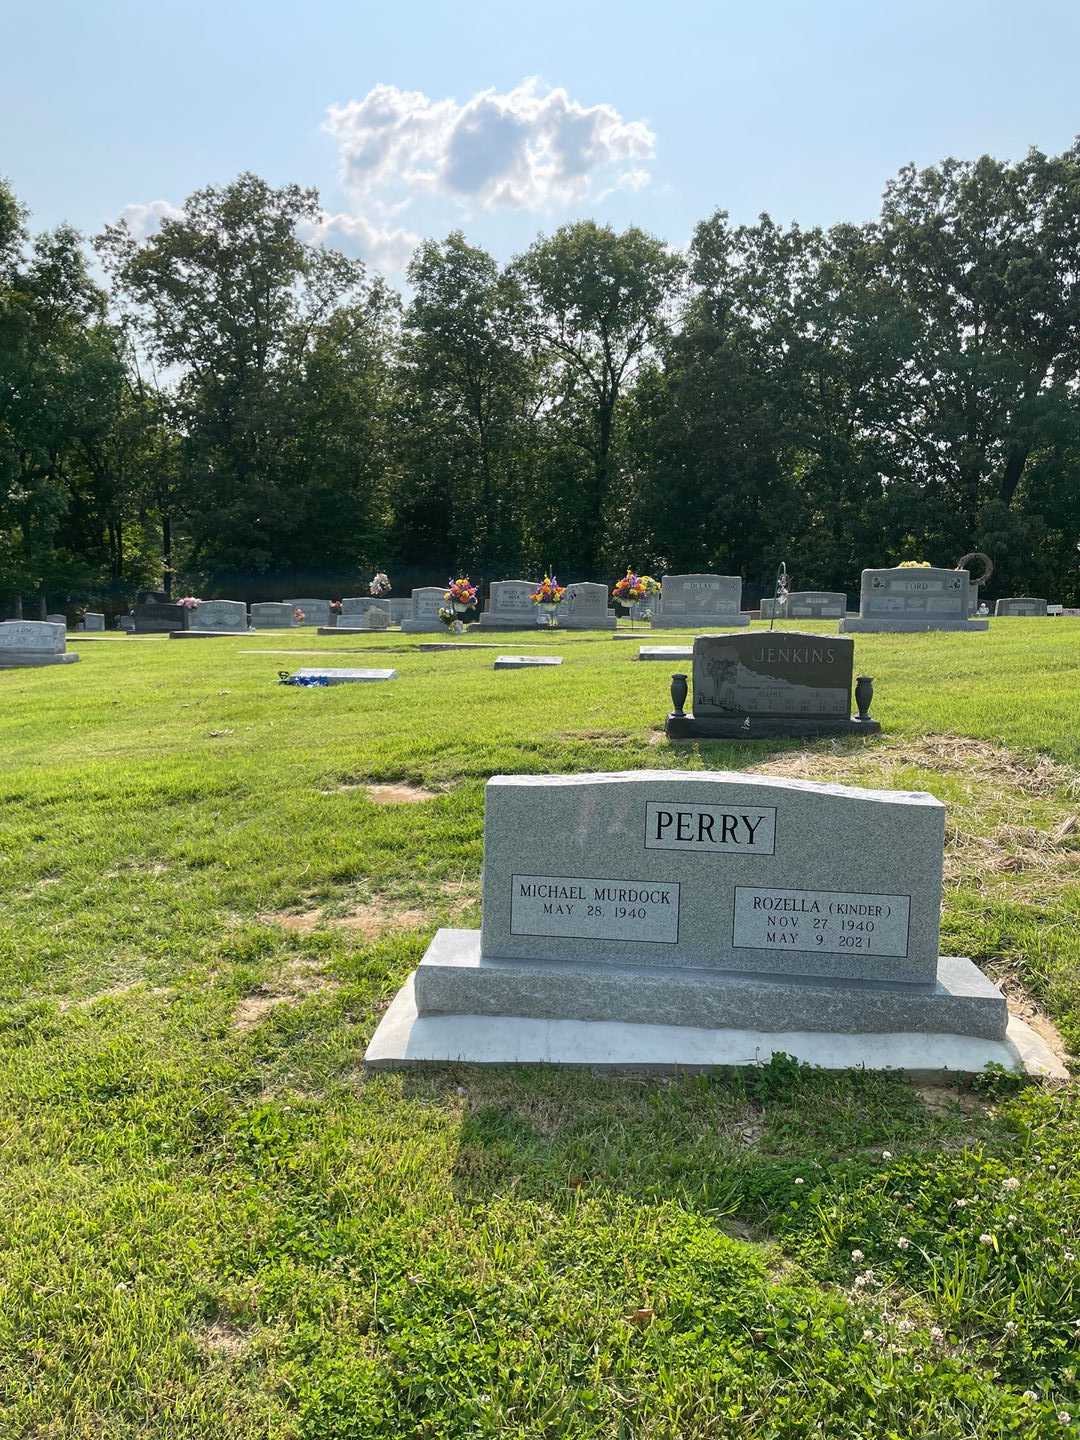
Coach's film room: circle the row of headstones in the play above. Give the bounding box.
[57,573,1065,638]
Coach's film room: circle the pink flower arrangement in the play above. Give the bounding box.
[531,574,566,605]
[293,607,305,624]
[369,572,391,597]
[445,576,478,608]
[177,596,201,609]
[329,599,343,615]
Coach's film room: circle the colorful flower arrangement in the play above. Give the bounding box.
[329,599,343,615]
[177,596,201,609]
[531,574,566,606]
[369,572,391,596]
[292,606,306,624]
[898,560,932,568]
[444,576,478,609]
[611,570,659,605]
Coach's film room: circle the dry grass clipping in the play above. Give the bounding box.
[751,735,1080,895]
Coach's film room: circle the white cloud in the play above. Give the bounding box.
[301,211,421,273]
[323,78,655,211]
[118,199,184,240]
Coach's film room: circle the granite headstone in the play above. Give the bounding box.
[653,574,748,629]
[476,580,542,630]
[365,769,1042,1075]
[666,631,877,738]
[401,587,448,633]
[0,620,79,668]
[841,568,988,633]
[995,597,1047,617]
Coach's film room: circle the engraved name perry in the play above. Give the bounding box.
[645,802,777,855]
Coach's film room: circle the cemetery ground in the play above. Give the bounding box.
[2,620,1080,1439]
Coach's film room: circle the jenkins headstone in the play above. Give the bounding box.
[667,631,877,738]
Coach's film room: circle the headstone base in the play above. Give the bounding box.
[666,713,880,739]
[318,624,398,635]
[653,614,750,628]
[169,629,249,639]
[408,928,1005,1037]
[366,964,1063,1079]
[0,651,80,668]
[839,618,988,633]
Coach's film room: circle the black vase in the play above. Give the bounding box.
[855,675,874,722]
[670,673,688,717]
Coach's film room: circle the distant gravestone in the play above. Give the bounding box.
[759,599,778,620]
[783,591,847,620]
[363,769,1052,1077]
[81,612,105,631]
[653,574,748,629]
[179,599,248,634]
[0,620,79,668]
[388,599,410,625]
[250,602,297,629]
[995,597,1047,616]
[46,613,66,628]
[401,587,447,633]
[841,568,987,632]
[117,614,135,632]
[330,598,393,633]
[284,598,331,626]
[132,592,185,634]
[494,655,563,668]
[476,580,542,630]
[560,583,616,630]
[666,631,877,739]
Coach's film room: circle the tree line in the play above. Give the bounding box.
[2,142,1079,618]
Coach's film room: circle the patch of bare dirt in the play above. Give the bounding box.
[104,860,169,878]
[60,982,172,1013]
[913,1083,994,1117]
[1001,985,1070,1070]
[199,1320,250,1359]
[231,956,339,1033]
[262,901,442,942]
[316,778,446,802]
[364,783,440,804]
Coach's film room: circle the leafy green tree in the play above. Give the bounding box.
[512,222,684,577]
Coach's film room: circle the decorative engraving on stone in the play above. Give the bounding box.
[511,873,680,944]
[733,886,911,958]
[645,801,776,855]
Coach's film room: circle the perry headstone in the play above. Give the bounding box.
[841,568,988,632]
[365,769,1035,1075]
[476,580,542,630]
[666,631,877,738]
[0,620,79,668]
[653,574,748,629]
[401,587,448,633]
[995,597,1047,617]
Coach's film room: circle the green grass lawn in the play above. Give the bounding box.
[1,620,1079,1438]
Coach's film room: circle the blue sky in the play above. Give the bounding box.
[3,0,1079,277]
